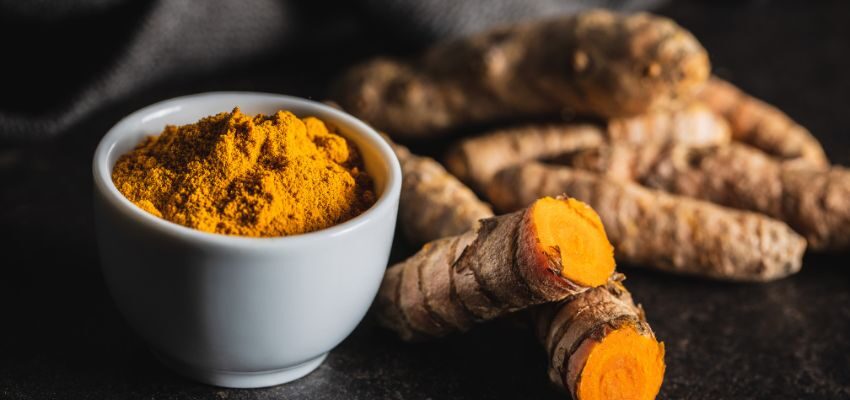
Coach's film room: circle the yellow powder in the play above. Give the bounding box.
[111,107,376,237]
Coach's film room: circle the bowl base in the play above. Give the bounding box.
[153,351,328,388]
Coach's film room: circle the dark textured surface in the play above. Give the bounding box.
[2,1,849,399]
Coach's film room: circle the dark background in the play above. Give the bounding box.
[1,1,849,399]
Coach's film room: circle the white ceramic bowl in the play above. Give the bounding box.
[92,93,401,388]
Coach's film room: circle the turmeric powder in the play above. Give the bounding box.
[111,108,375,237]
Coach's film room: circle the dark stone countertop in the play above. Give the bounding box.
[1,1,849,399]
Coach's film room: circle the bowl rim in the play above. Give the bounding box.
[93,91,402,249]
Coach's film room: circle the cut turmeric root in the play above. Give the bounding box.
[375,196,616,340]
[488,163,806,282]
[535,281,665,400]
[697,77,828,167]
[375,158,665,395]
[445,103,729,192]
[334,10,709,138]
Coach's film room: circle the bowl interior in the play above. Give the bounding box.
[95,92,400,242]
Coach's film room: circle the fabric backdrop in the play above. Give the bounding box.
[0,0,663,141]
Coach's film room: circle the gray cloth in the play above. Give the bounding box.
[0,0,662,141]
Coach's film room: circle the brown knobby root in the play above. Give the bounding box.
[606,102,730,148]
[333,10,709,138]
[375,197,616,340]
[569,142,669,183]
[388,138,494,245]
[375,156,666,394]
[575,142,850,251]
[445,103,729,192]
[445,124,606,193]
[487,163,806,282]
[697,77,828,167]
[321,99,493,245]
[534,280,665,400]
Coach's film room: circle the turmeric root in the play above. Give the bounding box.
[534,281,665,400]
[445,124,605,193]
[575,142,850,251]
[487,163,806,282]
[333,10,710,138]
[389,139,494,245]
[697,77,828,167]
[322,99,493,244]
[374,196,616,340]
[569,142,669,183]
[445,103,729,192]
[378,164,665,395]
[606,102,730,148]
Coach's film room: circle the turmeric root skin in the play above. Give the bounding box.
[697,77,828,166]
[375,197,615,340]
[488,164,806,282]
[334,10,709,138]
[445,124,605,193]
[582,143,850,251]
[606,102,730,148]
[445,103,729,192]
[535,282,665,400]
[389,139,494,245]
